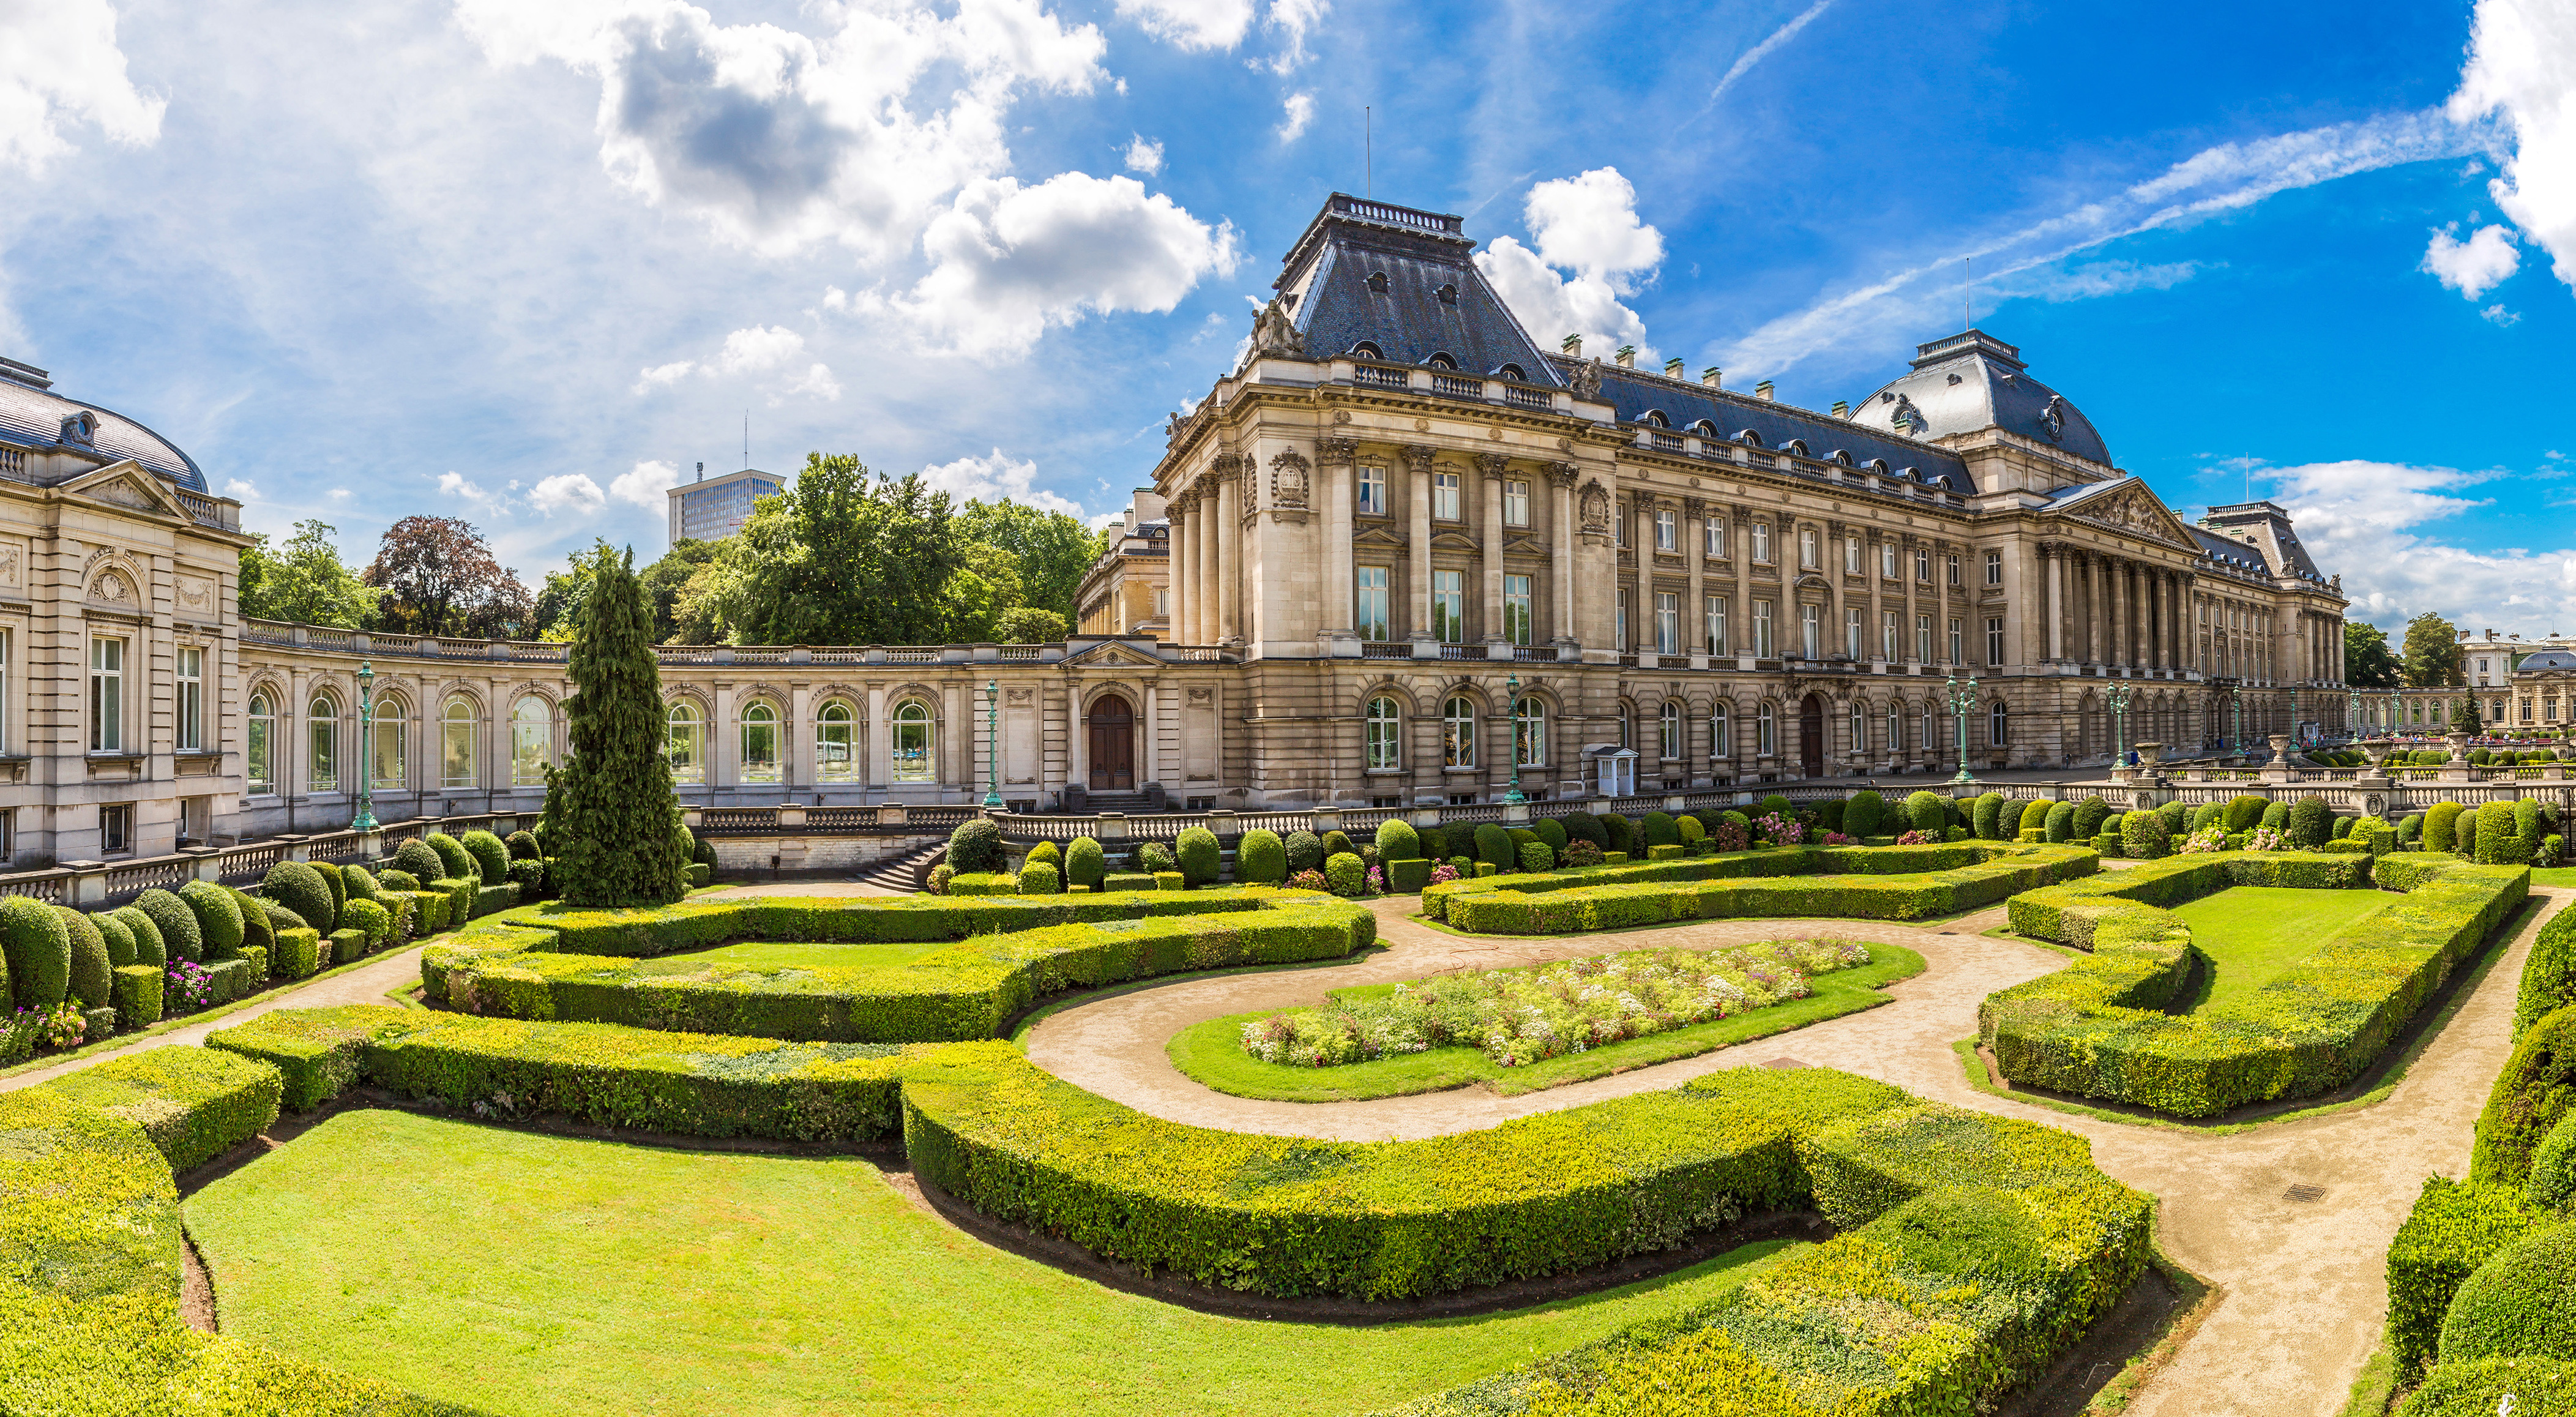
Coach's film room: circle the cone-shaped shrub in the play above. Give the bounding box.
[554,544,689,907]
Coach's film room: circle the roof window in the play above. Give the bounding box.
[1737,430,1766,447]
[59,411,97,447]
[1782,439,1810,457]
[1643,410,1669,428]
[1428,353,1458,371]
[1351,342,1384,359]
[1496,363,1526,381]
[1436,283,1458,305]
[1366,271,1389,294]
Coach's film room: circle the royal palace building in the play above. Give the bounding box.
[0,193,2353,865]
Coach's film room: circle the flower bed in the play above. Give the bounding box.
[1422,841,2097,935]
[1980,852,2527,1117]
[1240,939,1875,1068]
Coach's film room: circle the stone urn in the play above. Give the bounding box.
[2267,734,2291,767]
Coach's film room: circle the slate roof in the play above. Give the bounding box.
[1845,331,2112,469]
[0,363,207,491]
[1283,195,1563,384]
[2517,649,2576,672]
[1566,358,1977,493]
[2189,526,2272,574]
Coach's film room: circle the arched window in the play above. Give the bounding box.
[1709,702,1731,758]
[1515,697,1546,767]
[1988,700,2010,747]
[510,697,551,787]
[740,703,780,784]
[1428,351,1457,370]
[1365,696,1401,771]
[441,697,477,788]
[310,693,339,792]
[1443,695,1476,768]
[668,701,706,785]
[1850,700,1866,755]
[1644,410,1669,427]
[817,702,859,783]
[371,696,408,791]
[247,693,274,794]
[1757,701,1777,757]
[1497,363,1526,381]
[891,700,934,783]
[1351,341,1383,359]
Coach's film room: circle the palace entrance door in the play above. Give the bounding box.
[1799,694,1826,779]
[1086,694,1135,790]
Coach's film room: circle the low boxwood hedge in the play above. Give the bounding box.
[1984,853,2527,1117]
[2386,1175,2552,1369]
[420,888,1375,1042]
[29,1046,281,1173]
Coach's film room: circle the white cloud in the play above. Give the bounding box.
[2482,302,2522,326]
[223,477,257,499]
[919,446,1086,517]
[2449,0,2576,291]
[1474,168,1663,361]
[711,323,803,372]
[633,324,837,400]
[529,472,607,515]
[2007,260,2208,302]
[1114,0,1253,50]
[325,488,354,503]
[2270,459,2576,636]
[2422,222,2520,298]
[887,171,1240,356]
[1123,134,1163,175]
[608,458,681,509]
[1262,0,1327,72]
[1708,0,1832,105]
[1276,91,1313,143]
[0,0,165,176]
[779,361,841,402]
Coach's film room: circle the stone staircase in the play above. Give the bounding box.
[854,842,943,894]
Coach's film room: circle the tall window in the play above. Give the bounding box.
[371,698,407,790]
[442,697,477,788]
[1659,701,1682,760]
[1757,701,1777,757]
[1356,565,1390,640]
[816,702,858,782]
[1914,547,1930,581]
[1800,604,1820,660]
[1988,700,2009,747]
[1917,614,1933,663]
[1614,504,1628,547]
[1709,702,1731,757]
[1754,600,1774,658]
[1503,574,1532,645]
[247,692,274,793]
[668,701,706,784]
[1984,549,2003,585]
[1706,517,1727,559]
[1844,536,1861,574]
[1922,702,1935,753]
[741,703,780,784]
[1356,464,1386,516]
[1432,569,1465,643]
[1442,695,1476,768]
[1616,591,1629,651]
[1433,469,1461,520]
[89,637,124,753]
[1799,528,1820,569]
[1655,592,1679,654]
[1515,697,1546,766]
[1881,610,1899,661]
[1752,522,1771,563]
[309,693,338,791]
[1706,595,1728,655]
[1365,696,1401,770]
[1985,616,2006,667]
[1881,542,1897,579]
[1504,479,1529,527]
[512,697,552,786]
[1948,617,1965,664]
[175,646,203,752]
[1845,607,1863,660]
[1947,554,1961,585]
[1654,506,1676,551]
[1850,700,1865,755]
[1887,701,1903,753]
[890,701,932,783]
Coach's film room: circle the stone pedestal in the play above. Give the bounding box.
[2440,731,2475,783]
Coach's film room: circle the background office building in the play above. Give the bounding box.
[667,465,785,544]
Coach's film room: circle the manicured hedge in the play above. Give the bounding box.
[31,1045,282,1173]
[0,894,70,1010]
[421,888,1375,1042]
[2438,1224,2576,1364]
[272,927,324,981]
[2514,903,2576,1039]
[2470,1003,2576,1187]
[0,1085,184,1305]
[1985,853,2526,1117]
[2386,1175,2548,1368]
[111,965,160,1031]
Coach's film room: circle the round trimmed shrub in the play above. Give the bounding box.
[505,830,541,861]
[2460,808,2484,860]
[927,864,954,895]
[2044,801,2075,843]
[2399,813,2424,845]
[2187,802,2222,834]
[2120,810,2172,860]
[392,838,445,884]
[177,881,245,957]
[2017,800,2051,836]
[340,897,392,949]
[1416,824,1450,862]
[1323,851,1365,897]
[311,862,346,921]
[2473,1004,2576,1187]
[947,818,1004,873]
[690,830,716,869]
[1816,799,1846,834]
[261,903,305,938]
[262,862,336,936]
[1641,812,1679,847]
[2439,1224,2576,1364]
[231,889,272,955]
[1320,830,1355,859]
[1017,862,1061,895]
[1518,840,1554,873]
[2224,794,2269,834]
[340,866,381,902]
[2332,813,2356,840]
[1971,793,2004,839]
[55,907,109,1008]
[1175,827,1220,886]
[113,907,165,968]
[2472,747,2495,767]
[2527,1112,2576,1211]
[1599,813,1635,856]
[2157,801,2188,836]
[461,830,511,884]
[1757,794,1793,821]
[1234,829,1287,886]
[2071,795,2110,841]
[1025,840,1062,872]
[427,832,476,883]
[90,911,135,970]
[1529,817,1568,853]
[2517,910,2576,1039]
[1905,791,1946,836]
[2427,802,2466,853]
[2287,795,2332,850]
[134,889,203,964]
[377,869,422,893]
[1373,818,1419,861]
[1474,823,1517,872]
[2259,801,2290,832]
[0,895,70,1010]
[1845,790,1885,839]
[1562,812,1608,847]
[1065,837,1107,890]
[1283,831,1323,874]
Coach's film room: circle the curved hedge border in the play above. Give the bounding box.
[1981,853,2527,1117]
[420,888,1375,1042]
[1422,842,2098,934]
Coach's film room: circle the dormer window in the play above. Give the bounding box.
[1783,439,1810,457]
[1351,342,1384,360]
[1829,450,1854,465]
[1643,411,1668,428]
[1428,353,1458,371]
[59,411,97,447]
[1436,283,1458,305]
[1497,363,1526,381]
[1737,430,1765,447]
[1692,420,1716,436]
[1366,271,1389,293]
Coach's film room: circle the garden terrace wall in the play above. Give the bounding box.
[1982,853,2528,1117]
[419,888,1376,1042]
[1423,842,2099,934]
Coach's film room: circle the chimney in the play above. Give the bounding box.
[1831,400,1851,419]
[1700,367,1722,388]
[1663,357,1684,379]
[1615,345,1637,368]
[1562,334,1583,357]
[1754,380,1775,402]
[695,461,705,482]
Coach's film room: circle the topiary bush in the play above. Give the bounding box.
[2460,808,2484,861]
[2332,813,2356,840]
[1324,851,1365,897]
[2474,801,2520,865]
[54,907,110,1009]
[2438,1224,2576,1364]
[927,864,955,895]
[90,911,135,970]
[177,881,244,957]
[2517,908,2576,1039]
[1845,790,1885,839]
[2473,1004,2576,1188]
[461,830,511,884]
[1562,812,1609,847]
[1283,830,1323,875]
[1065,837,1107,891]
[1529,817,1569,853]
[340,897,393,950]
[1599,813,1635,857]
[1234,829,1286,886]
[1373,818,1419,862]
[378,869,422,894]
[947,818,1004,874]
[2527,1112,2576,1212]
[1971,793,2004,839]
[2259,801,2291,833]
[1906,791,1946,836]
[1175,827,1221,886]
[2400,813,2424,845]
[2428,802,2466,853]
[133,889,202,964]
[261,861,335,935]
[1474,823,1516,873]
[311,861,347,921]
[340,866,382,902]
[1640,812,1679,847]
[2119,810,2171,860]
[1017,862,1061,895]
[1517,840,1554,873]
[392,837,444,885]
[2287,795,2333,850]
[427,832,477,883]
[113,906,165,968]
[1024,840,1062,873]
[0,895,70,1010]
[2221,795,2266,834]
[505,830,541,861]
[1137,840,1178,875]
[1816,799,1846,834]
[2044,801,2075,843]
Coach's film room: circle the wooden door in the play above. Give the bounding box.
[1087,694,1135,790]
[1799,695,1824,779]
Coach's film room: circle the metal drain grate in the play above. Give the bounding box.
[2284,1184,2327,1203]
[1761,1056,1812,1070]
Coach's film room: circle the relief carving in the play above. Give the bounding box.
[1474,452,1509,480]
[1267,449,1311,510]
[1316,435,1357,466]
[89,570,133,607]
[1578,482,1611,534]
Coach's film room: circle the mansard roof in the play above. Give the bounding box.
[1282,194,1564,384]
[1846,330,2112,469]
[2189,525,2272,574]
[0,357,209,492]
[1570,358,1977,493]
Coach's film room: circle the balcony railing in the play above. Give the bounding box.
[1353,364,1409,391]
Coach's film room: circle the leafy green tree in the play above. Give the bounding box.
[237,520,380,627]
[995,607,1068,643]
[553,544,689,907]
[686,455,966,646]
[2344,621,2402,689]
[2453,698,2483,733]
[640,538,724,641]
[2403,611,2465,687]
[955,499,1098,626]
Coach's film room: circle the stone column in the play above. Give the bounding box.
[2044,543,2064,662]
[1477,452,1507,643]
[1169,490,1195,645]
[1683,496,1707,659]
[2080,555,2100,666]
[1195,476,1219,646]
[1213,458,1241,644]
[1405,445,1436,643]
[1320,436,1356,640]
[1547,462,1577,645]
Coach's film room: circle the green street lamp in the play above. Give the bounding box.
[1504,674,1526,806]
[2346,689,2362,743]
[982,680,1003,810]
[2288,686,2301,747]
[351,660,378,834]
[2228,686,2245,753]
[1943,672,1979,785]
[2105,681,2134,768]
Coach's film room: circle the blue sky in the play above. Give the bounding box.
[2,0,2570,636]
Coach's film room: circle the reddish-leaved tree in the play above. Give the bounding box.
[363,515,533,640]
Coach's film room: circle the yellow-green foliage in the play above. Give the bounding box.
[1985,853,2525,1117]
[2385,1176,2548,1369]
[0,1086,182,1305]
[30,1046,282,1174]
[209,1006,425,1111]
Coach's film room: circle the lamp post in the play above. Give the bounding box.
[981,681,1002,810]
[2288,686,2301,747]
[2105,681,2134,768]
[351,660,378,834]
[1504,674,1525,806]
[1944,672,1979,785]
[2229,686,2244,753]
[2347,689,2362,744]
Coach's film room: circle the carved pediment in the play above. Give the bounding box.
[1064,642,1161,668]
[2064,479,2197,550]
[1428,530,1481,552]
[1353,525,1408,548]
[61,460,186,520]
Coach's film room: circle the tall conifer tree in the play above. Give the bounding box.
[556,544,687,906]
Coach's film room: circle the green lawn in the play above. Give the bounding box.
[1166,944,1925,1102]
[2532,867,2576,889]
[187,1110,1801,1417]
[2170,886,2394,1009]
[639,938,953,971]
